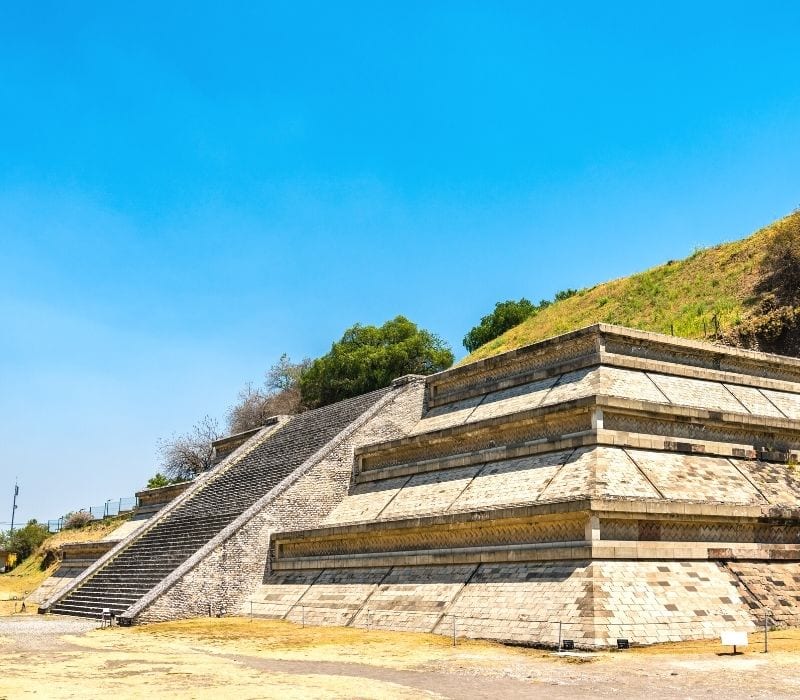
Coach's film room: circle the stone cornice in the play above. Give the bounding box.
[354,395,800,484]
[270,498,800,570]
[274,498,800,546]
[430,324,800,409]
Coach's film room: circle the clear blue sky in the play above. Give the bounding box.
[2,2,799,526]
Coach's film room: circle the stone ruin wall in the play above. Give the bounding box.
[134,380,424,623]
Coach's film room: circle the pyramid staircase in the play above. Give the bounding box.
[44,387,392,620]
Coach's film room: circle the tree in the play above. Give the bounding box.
[146,473,175,489]
[0,519,50,562]
[157,415,222,482]
[226,354,311,433]
[300,316,454,408]
[462,298,540,352]
[266,353,311,393]
[554,288,579,303]
[462,290,582,353]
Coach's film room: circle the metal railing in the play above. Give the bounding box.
[47,496,138,533]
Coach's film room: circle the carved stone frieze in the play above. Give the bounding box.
[277,514,587,560]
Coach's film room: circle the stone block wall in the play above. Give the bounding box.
[413,362,800,439]
[726,561,800,627]
[322,445,800,532]
[133,380,424,623]
[247,559,762,648]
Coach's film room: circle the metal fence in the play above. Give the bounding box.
[46,496,138,533]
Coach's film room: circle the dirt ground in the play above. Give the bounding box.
[1,615,800,699]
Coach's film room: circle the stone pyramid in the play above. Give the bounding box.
[249,324,800,647]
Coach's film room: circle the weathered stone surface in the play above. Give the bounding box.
[452,451,572,512]
[726,561,800,626]
[761,388,800,419]
[626,450,765,504]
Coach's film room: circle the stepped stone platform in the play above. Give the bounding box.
[40,378,424,622]
[28,484,191,607]
[248,325,800,647]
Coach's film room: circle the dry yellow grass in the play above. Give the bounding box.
[124,617,533,668]
[634,627,800,656]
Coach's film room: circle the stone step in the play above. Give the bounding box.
[51,602,131,617]
[48,389,392,620]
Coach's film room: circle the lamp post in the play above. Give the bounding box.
[10,480,19,534]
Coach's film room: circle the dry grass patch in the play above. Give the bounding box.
[632,628,800,656]
[120,617,536,669]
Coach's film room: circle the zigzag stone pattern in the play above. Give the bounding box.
[44,386,401,620]
[256,325,800,648]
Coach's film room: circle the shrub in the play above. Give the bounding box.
[759,211,800,307]
[63,510,94,530]
[463,299,539,353]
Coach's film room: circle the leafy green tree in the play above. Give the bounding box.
[463,290,583,352]
[463,298,540,352]
[554,288,579,303]
[300,316,454,408]
[146,473,172,489]
[0,519,50,562]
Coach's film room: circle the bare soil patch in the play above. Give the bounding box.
[1,616,799,699]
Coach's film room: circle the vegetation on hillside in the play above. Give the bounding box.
[226,354,311,433]
[0,514,132,613]
[155,415,221,483]
[464,210,800,363]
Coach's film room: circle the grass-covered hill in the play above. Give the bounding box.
[465,210,800,363]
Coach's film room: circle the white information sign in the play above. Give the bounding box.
[721,631,749,647]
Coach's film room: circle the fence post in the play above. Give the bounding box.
[764,608,769,654]
[452,615,456,646]
[302,606,305,629]
[250,601,253,622]
[558,621,563,652]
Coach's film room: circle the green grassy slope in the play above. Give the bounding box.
[465,211,799,363]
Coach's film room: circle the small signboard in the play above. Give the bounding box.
[721,631,748,653]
